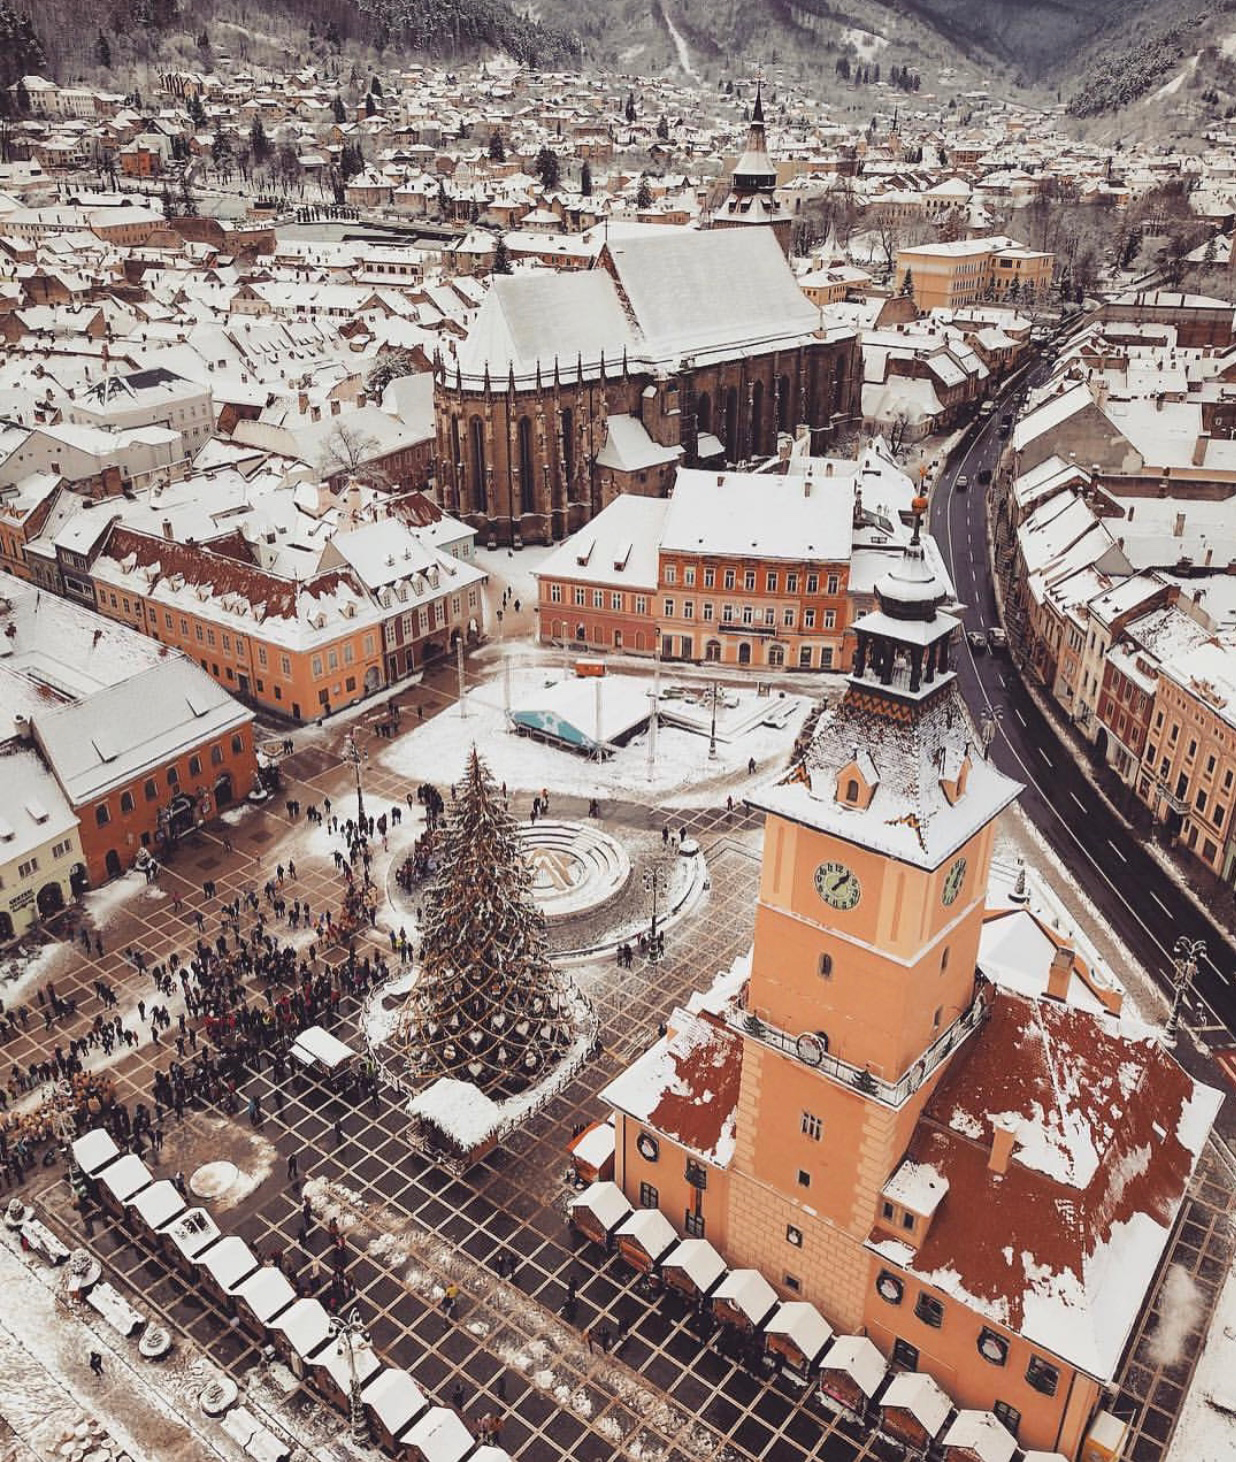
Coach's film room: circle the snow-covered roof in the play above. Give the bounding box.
[164,1207,220,1260]
[751,681,1021,872]
[360,1367,429,1435]
[764,1301,833,1363]
[97,1153,153,1204]
[820,1335,886,1397]
[270,1298,332,1358]
[534,493,667,592]
[881,1370,952,1436]
[234,1264,297,1324]
[408,1076,503,1150]
[289,1024,356,1071]
[199,1235,260,1293]
[941,1409,1018,1462]
[567,1180,630,1232]
[713,1268,778,1325]
[601,1009,742,1169]
[455,226,833,386]
[615,1207,677,1262]
[882,1159,948,1217]
[568,1118,615,1172]
[595,414,682,473]
[660,468,853,563]
[881,988,1221,1382]
[662,1237,727,1293]
[70,1127,118,1177]
[399,1405,474,1461]
[34,657,250,806]
[128,1179,186,1232]
[313,1333,382,1394]
[509,674,651,753]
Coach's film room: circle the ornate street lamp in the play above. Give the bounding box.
[1165,936,1205,1040]
[327,1306,371,1445]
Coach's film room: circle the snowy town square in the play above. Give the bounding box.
[8,20,1236,1462]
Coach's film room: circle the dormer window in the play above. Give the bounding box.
[845,778,859,803]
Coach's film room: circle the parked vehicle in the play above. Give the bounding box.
[967,630,988,654]
[988,628,1007,652]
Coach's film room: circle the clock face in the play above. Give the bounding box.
[815,860,862,911]
[942,856,968,907]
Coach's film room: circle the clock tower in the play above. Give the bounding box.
[725,509,1020,1327]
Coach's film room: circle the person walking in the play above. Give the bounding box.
[286,1152,299,1182]
[89,1351,104,1376]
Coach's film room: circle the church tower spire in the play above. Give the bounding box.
[714,77,792,253]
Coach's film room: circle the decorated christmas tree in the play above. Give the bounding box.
[396,747,574,1098]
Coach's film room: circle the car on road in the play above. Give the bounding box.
[967,630,988,653]
[956,473,969,490]
[988,628,1007,652]
[978,468,992,487]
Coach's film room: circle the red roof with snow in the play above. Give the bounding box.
[869,989,1220,1379]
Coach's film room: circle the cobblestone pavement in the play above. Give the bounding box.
[4,704,1232,1462]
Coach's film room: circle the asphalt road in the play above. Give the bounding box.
[928,376,1236,1082]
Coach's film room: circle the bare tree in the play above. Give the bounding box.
[319,421,389,488]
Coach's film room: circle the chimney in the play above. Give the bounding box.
[356,391,367,408]
[1193,433,1209,466]
[331,398,341,416]
[161,518,173,540]
[298,391,308,414]
[988,1123,1017,1176]
[1174,511,1186,539]
[1046,942,1073,1002]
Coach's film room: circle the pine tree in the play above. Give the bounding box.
[636,174,653,210]
[396,749,573,1097]
[656,114,668,140]
[624,89,636,122]
[249,115,270,165]
[493,235,512,274]
[580,159,592,197]
[488,128,505,162]
[94,31,111,68]
[332,93,346,123]
[534,144,560,191]
[177,172,197,216]
[365,92,376,117]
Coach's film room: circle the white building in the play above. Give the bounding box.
[63,368,214,459]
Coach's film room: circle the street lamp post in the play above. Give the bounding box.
[328,1306,371,1445]
[343,731,366,828]
[708,679,719,760]
[1165,936,1205,1040]
[644,863,669,943]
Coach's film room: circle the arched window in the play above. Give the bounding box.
[724,386,739,461]
[517,416,535,517]
[751,379,765,457]
[449,416,462,505]
[695,391,712,436]
[778,374,793,433]
[469,416,486,513]
[818,952,833,978]
[845,778,859,803]
[737,641,752,665]
[560,406,574,492]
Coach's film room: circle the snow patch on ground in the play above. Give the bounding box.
[379,663,809,807]
[0,938,77,1008]
[1149,1264,1205,1368]
[841,25,887,60]
[1167,1256,1236,1461]
[82,872,159,927]
[661,6,698,78]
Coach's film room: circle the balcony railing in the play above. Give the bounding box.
[727,993,988,1109]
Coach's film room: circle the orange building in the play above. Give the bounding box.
[602,520,1218,1458]
[33,657,257,882]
